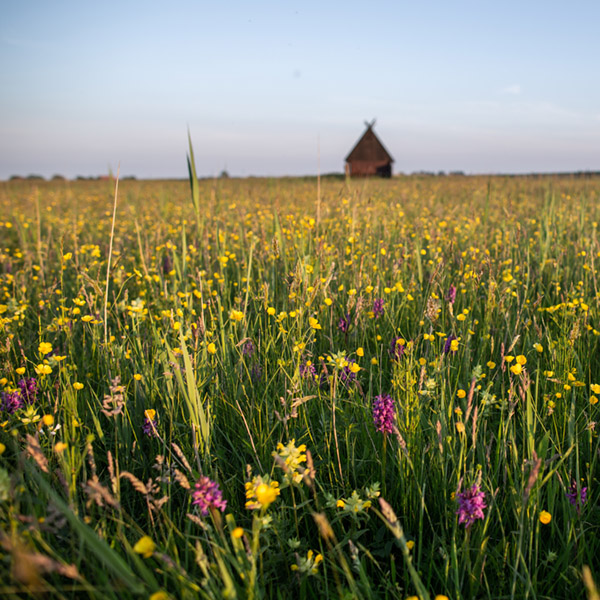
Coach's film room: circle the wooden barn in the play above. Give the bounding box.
[345,120,394,178]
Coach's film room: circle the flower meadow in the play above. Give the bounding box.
[0,169,599,599]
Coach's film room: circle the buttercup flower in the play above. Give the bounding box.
[38,342,53,356]
[133,535,156,558]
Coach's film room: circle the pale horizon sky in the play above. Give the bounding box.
[1,0,599,179]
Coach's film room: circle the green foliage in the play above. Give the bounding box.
[0,174,598,598]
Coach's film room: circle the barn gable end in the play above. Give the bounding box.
[345,121,394,178]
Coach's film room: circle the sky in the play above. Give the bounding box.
[1,0,599,179]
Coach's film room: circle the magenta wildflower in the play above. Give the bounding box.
[17,378,38,404]
[340,359,358,387]
[446,284,457,305]
[142,410,158,437]
[566,479,587,512]
[338,313,351,333]
[456,483,487,528]
[300,362,317,380]
[373,298,385,318]
[443,335,457,355]
[389,337,405,361]
[242,339,255,357]
[192,476,227,516]
[250,363,262,383]
[372,394,395,434]
[1,390,23,414]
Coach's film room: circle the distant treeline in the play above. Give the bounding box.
[7,174,137,182]
[5,170,600,182]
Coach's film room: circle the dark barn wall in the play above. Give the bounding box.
[347,160,392,178]
[345,124,394,178]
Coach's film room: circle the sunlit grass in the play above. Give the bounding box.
[0,172,598,598]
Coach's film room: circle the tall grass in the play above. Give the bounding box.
[0,172,598,598]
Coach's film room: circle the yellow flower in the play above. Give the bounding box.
[356,347,364,357]
[81,315,94,322]
[42,414,54,426]
[504,355,514,363]
[133,374,142,381]
[15,367,25,375]
[487,361,496,369]
[455,422,465,434]
[457,389,466,399]
[232,527,244,539]
[133,535,156,558]
[255,483,278,506]
[591,384,600,395]
[35,364,52,376]
[144,409,156,421]
[267,306,276,315]
[149,592,170,600]
[73,382,84,390]
[38,342,53,355]
[207,342,217,354]
[435,596,450,600]
[516,355,527,365]
[0,442,5,455]
[539,510,552,525]
[450,339,459,352]
[406,540,415,551]
[308,317,321,330]
[590,395,598,405]
[54,442,68,453]
[230,309,244,322]
[510,363,522,375]
[336,499,345,508]
[324,297,333,306]
[533,343,543,353]
[245,475,280,510]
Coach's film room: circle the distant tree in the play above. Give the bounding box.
[9,175,24,181]
[51,174,66,181]
[26,174,45,181]
[219,169,230,179]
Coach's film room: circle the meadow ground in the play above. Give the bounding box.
[0,174,599,599]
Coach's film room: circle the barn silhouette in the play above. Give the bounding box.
[345,120,394,178]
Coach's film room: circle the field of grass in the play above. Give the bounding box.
[0,170,599,599]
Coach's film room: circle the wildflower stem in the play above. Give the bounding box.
[103,165,119,346]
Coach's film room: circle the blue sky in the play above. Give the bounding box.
[1,0,599,178]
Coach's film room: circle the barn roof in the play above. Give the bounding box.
[345,122,394,163]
